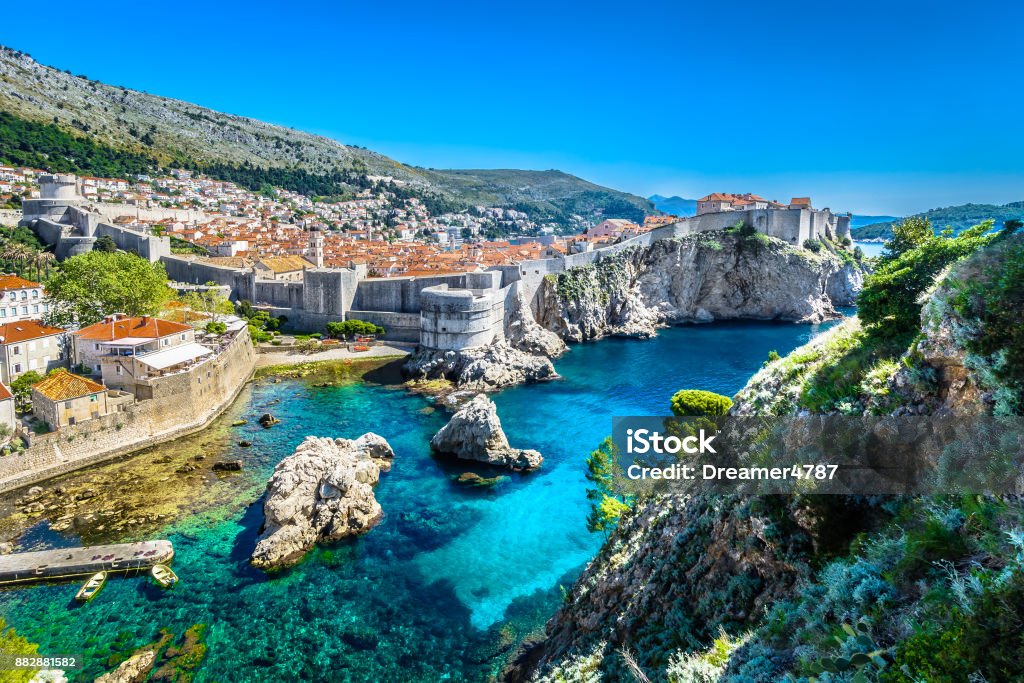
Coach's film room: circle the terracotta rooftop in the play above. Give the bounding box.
[0,274,41,292]
[32,370,106,402]
[0,320,65,344]
[256,255,314,273]
[74,315,192,342]
[0,383,12,401]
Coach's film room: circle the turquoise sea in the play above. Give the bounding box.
[0,320,839,681]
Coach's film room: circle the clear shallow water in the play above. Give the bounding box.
[0,320,837,681]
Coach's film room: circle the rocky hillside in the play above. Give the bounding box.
[505,232,1024,682]
[535,231,863,342]
[0,45,653,223]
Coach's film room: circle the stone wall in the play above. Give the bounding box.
[0,328,256,493]
[160,255,255,301]
[418,284,509,350]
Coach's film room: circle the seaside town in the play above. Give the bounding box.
[0,164,675,277]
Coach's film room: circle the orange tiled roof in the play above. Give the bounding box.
[256,255,314,273]
[0,383,12,401]
[32,370,105,401]
[0,320,65,344]
[0,274,41,292]
[74,316,191,342]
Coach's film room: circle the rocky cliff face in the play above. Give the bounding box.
[250,434,395,570]
[535,233,863,342]
[431,394,543,471]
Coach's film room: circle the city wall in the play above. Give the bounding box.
[0,329,256,494]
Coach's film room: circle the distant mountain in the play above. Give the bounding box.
[852,203,1024,240]
[0,45,652,226]
[850,214,901,230]
[648,195,697,216]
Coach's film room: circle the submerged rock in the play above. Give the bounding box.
[94,649,156,683]
[250,433,395,569]
[455,472,509,487]
[212,460,243,472]
[431,394,543,471]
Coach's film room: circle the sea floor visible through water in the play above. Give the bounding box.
[0,319,840,682]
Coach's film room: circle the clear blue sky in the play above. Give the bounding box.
[2,0,1021,215]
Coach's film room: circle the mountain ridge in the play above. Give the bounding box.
[0,44,653,226]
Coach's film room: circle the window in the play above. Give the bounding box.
[20,306,26,315]
[163,339,170,346]
[32,305,39,314]
[12,346,19,355]
[180,334,186,341]
[90,395,96,402]
[94,344,100,351]
[0,310,5,319]
[32,290,39,298]
[116,365,123,375]
[65,401,72,409]
[19,291,26,300]
[13,363,21,373]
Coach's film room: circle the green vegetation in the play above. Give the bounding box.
[858,218,997,336]
[0,225,55,281]
[803,238,823,253]
[179,282,234,322]
[0,618,41,682]
[93,234,118,252]
[585,437,632,535]
[235,300,285,343]
[852,202,1024,240]
[10,371,44,412]
[326,319,386,339]
[669,389,733,417]
[44,251,173,327]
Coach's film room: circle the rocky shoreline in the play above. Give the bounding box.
[430,394,543,472]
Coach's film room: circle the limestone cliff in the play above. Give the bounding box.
[535,233,863,342]
[250,434,395,570]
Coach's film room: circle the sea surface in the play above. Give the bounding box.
[853,240,885,258]
[0,320,839,681]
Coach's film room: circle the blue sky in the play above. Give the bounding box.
[2,0,1021,215]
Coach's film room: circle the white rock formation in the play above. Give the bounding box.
[431,394,543,471]
[404,342,559,391]
[250,433,395,569]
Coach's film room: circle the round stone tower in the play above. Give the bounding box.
[39,174,80,200]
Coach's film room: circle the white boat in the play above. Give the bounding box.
[75,571,107,602]
[151,563,178,588]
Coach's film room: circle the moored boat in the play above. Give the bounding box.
[75,571,107,602]
[151,563,178,588]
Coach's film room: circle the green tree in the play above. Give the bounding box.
[44,251,173,327]
[858,221,996,335]
[0,617,42,683]
[180,282,233,323]
[585,437,631,535]
[881,216,934,263]
[10,371,44,412]
[93,234,118,252]
[670,389,733,417]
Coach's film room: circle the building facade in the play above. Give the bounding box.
[0,320,68,384]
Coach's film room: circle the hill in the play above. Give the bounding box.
[0,45,652,227]
[849,213,900,229]
[853,202,1024,239]
[648,194,697,216]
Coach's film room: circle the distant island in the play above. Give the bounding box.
[853,201,1024,239]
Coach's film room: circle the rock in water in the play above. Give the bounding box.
[250,434,395,569]
[258,413,280,428]
[94,650,156,683]
[430,394,543,471]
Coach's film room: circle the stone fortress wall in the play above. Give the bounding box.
[0,326,256,493]
[22,174,171,262]
[24,178,851,352]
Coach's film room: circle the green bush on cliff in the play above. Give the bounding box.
[858,220,996,336]
[670,390,733,417]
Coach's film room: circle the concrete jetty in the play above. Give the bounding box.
[0,540,173,585]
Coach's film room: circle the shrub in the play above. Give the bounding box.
[326,319,385,338]
[205,321,227,335]
[803,238,823,253]
[670,390,733,417]
[858,220,995,336]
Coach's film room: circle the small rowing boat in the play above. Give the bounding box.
[151,563,178,588]
[75,571,107,602]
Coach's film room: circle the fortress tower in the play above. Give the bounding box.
[39,173,81,201]
[307,225,325,268]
